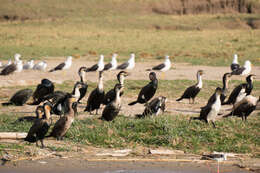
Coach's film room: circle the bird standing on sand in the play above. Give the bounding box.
[190,87,222,128]
[86,55,105,72]
[104,53,118,71]
[230,54,240,72]
[176,70,204,104]
[147,55,171,72]
[128,72,158,106]
[23,60,34,70]
[231,60,251,76]
[49,56,72,72]
[24,102,52,148]
[33,61,47,71]
[117,53,135,70]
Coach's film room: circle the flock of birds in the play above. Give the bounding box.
[0,53,259,148]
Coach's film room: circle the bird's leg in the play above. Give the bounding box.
[211,122,216,128]
[192,98,195,104]
[40,139,45,148]
[36,140,39,147]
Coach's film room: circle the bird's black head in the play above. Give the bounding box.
[149,72,157,81]
[41,79,53,87]
[215,87,222,95]
[117,71,129,81]
[246,74,255,83]
[78,66,87,75]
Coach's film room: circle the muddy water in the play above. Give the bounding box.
[0,160,250,173]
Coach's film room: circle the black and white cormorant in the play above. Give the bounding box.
[101,84,123,121]
[86,55,105,72]
[104,53,117,71]
[103,71,129,105]
[47,96,77,140]
[128,72,158,106]
[117,53,135,70]
[2,89,33,106]
[84,71,105,114]
[224,95,259,121]
[231,60,251,76]
[76,67,88,103]
[176,70,204,104]
[147,55,171,72]
[31,79,55,105]
[24,102,52,148]
[231,54,240,72]
[49,56,72,72]
[190,87,222,128]
[223,74,255,105]
[136,96,167,118]
[202,73,232,108]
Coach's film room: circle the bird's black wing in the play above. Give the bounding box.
[104,63,112,71]
[10,89,33,106]
[231,64,240,72]
[102,104,120,121]
[49,63,65,72]
[224,84,243,105]
[103,89,116,105]
[231,67,245,75]
[200,105,211,120]
[0,64,16,75]
[152,63,165,70]
[87,64,98,72]
[117,62,129,70]
[202,93,216,108]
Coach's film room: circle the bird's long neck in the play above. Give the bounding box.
[119,76,124,86]
[44,107,51,120]
[222,77,228,90]
[233,57,238,64]
[115,89,121,104]
[80,72,85,83]
[98,75,103,91]
[74,87,81,99]
[197,73,202,88]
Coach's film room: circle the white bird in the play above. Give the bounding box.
[231,60,251,76]
[33,61,47,71]
[86,54,105,72]
[104,53,117,71]
[49,56,72,72]
[0,61,2,68]
[23,60,34,70]
[147,55,171,72]
[15,60,23,72]
[117,53,135,70]
[14,53,21,64]
[230,54,240,72]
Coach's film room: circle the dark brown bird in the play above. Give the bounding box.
[0,63,16,75]
[47,96,77,140]
[2,89,33,106]
[24,102,52,148]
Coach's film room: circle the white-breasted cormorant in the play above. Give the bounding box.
[86,55,105,72]
[231,60,251,76]
[104,53,117,71]
[176,70,204,104]
[101,84,123,121]
[223,75,255,105]
[190,87,222,128]
[230,54,240,72]
[2,89,33,106]
[76,67,88,103]
[47,96,77,140]
[103,71,129,105]
[128,72,158,106]
[84,71,105,114]
[136,96,167,118]
[224,95,259,121]
[117,53,135,70]
[24,102,52,148]
[49,56,72,72]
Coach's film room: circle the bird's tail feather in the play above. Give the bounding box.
[146,69,151,71]
[128,101,138,106]
[49,69,55,72]
[2,102,13,106]
[176,97,182,102]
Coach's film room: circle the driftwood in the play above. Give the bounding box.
[0,132,27,139]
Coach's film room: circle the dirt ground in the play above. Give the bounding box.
[0,58,259,172]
